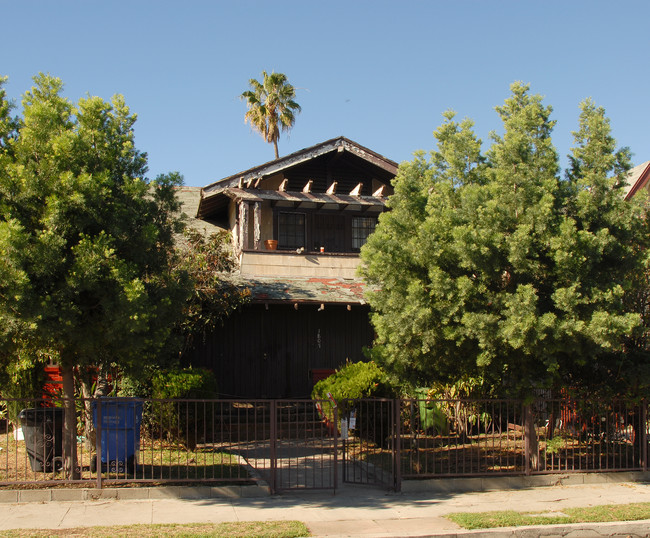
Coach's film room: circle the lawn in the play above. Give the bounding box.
[446,503,650,530]
[0,521,309,537]
[0,432,254,485]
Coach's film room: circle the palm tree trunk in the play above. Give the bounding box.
[273,140,279,159]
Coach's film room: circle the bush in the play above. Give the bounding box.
[0,361,46,427]
[311,361,397,447]
[148,367,218,448]
[311,360,393,401]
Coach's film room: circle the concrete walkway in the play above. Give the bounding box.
[1,480,650,537]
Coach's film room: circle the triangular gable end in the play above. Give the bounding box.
[197,137,397,219]
[624,160,650,200]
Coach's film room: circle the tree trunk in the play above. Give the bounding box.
[273,140,279,159]
[524,403,541,472]
[80,377,94,450]
[61,364,80,479]
[80,367,110,452]
[631,402,647,468]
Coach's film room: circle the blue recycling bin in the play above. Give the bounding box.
[92,399,143,473]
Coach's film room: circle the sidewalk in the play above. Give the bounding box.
[1,481,650,537]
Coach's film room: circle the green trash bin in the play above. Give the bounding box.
[415,388,447,434]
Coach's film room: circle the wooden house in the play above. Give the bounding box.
[184,137,398,398]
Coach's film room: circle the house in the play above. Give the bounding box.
[623,160,650,200]
[184,137,398,398]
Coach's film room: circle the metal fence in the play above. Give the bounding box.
[1,396,648,492]
[397,398,648,479]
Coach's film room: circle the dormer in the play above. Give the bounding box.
[196,137,397,278]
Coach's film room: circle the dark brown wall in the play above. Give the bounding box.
[185,303,374,399]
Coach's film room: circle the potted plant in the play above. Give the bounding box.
[264,239,278,250]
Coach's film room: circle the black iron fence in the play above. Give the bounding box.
[1,396,648,492]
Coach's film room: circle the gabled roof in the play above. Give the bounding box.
[624,160,650,200]
[202,136,398,195]
[197,136,398,219]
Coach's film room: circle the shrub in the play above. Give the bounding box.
[0,361,47,427]
[148,367,218,448]
[311,361,397,447]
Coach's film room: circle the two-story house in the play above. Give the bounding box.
[185,137,398,398]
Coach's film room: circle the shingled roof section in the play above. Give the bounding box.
[221,274,372,305]
[623,161,650,200]
[175,186,226,235]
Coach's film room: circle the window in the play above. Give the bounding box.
[352,216,376,250]
[278,212,305,249]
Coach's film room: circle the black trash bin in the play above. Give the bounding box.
[18,407,64,472]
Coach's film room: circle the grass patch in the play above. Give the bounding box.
[0,432,253,484]
[0,520,309,537]
[446,502,650,530]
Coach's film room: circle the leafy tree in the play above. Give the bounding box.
[0,74,189,477]
[241,71,301,159]
[361,81,649,398]
[173,228,250,356]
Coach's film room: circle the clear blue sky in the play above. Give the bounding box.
[2,1,648,187]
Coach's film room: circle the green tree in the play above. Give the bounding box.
[0,74,189,478]
[173,228,250,356]
[241,71,301,159]
[361,82,648,398]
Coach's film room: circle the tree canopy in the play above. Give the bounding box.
[0,74,190,476]
[241,71,301,159]
[360,82,650,397]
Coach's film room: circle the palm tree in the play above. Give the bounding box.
[241,71,301,159]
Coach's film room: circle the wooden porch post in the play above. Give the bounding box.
[253,201,261,250]
[239,202,249,251]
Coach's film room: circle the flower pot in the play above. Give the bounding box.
[264,239,278,251]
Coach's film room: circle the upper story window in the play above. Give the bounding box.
[278,212,305,249]
[352,216,377,251]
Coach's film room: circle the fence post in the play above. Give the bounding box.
[641,398,648,473]
[269,400,277,494]
[94,399,102,489]
[393,399,401,492]
[333,405,338,492]
[523,402,530,476]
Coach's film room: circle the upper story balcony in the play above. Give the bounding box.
[240,249,361,279]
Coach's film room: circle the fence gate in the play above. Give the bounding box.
[268,400,338,493]
[341,399,398,490]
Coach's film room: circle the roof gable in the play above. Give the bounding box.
[202,136,398,194]
[198,137,398,219]
[624,161,650,200]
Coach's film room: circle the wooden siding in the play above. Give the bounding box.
[280,152,394,196]
[184,303,374,399]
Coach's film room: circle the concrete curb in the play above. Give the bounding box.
[0,484,270,503]
[401,470,650,494]
[2,471,649,503]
